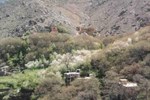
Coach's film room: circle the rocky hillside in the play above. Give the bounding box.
[68,0,150,34]
[0,0,89,36]
[0,0,150,36]
[89,0,150,35]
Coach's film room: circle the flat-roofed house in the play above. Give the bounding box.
[119,79,138,88]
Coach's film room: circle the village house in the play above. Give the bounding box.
[119,79,138,88]
[64,69,93,85]
[64,69,80,85]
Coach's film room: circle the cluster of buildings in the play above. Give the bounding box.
[63,69,138,88]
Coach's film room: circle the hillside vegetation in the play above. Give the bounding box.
[0,26,150,100]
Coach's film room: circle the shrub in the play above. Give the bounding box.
[57,25,70,34]
[140,66,150,79]
[143,54,150,66]
[0,70,40,100]
[68,35,102,50]
[101,35,117,46]
[0,37,24,59]
[38,78,101,100]
[34,74,63,99]
[0,37,28,70]
[120,63,141,76]
[128,41,150,62]
[71,78,101,100]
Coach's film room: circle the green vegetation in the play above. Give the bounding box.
[0,33,102,72]
[57,25,70,34]
[0,26,150,100]
[0,70,40,100]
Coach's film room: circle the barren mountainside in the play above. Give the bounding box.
[0,0,150,36]
[89,0,150,34]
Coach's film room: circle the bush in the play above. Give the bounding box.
[0,37,28,70]
[67,35,102,50]
[0,37,24,59]
[0,70,40,100]
[38,78,101,100]
[25,59,49,69]
[57,25,70,34]
[120,63,141,76]
[71,78,101,100]
[34,74,63,99]
[143,54,150,66]
[102,36,116,46]
[129,41,150,60]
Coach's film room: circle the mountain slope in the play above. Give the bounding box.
[89,0,150,34]
[0,0,150,36]
[0,0,88,36]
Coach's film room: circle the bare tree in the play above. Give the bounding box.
[61,53,73,69]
